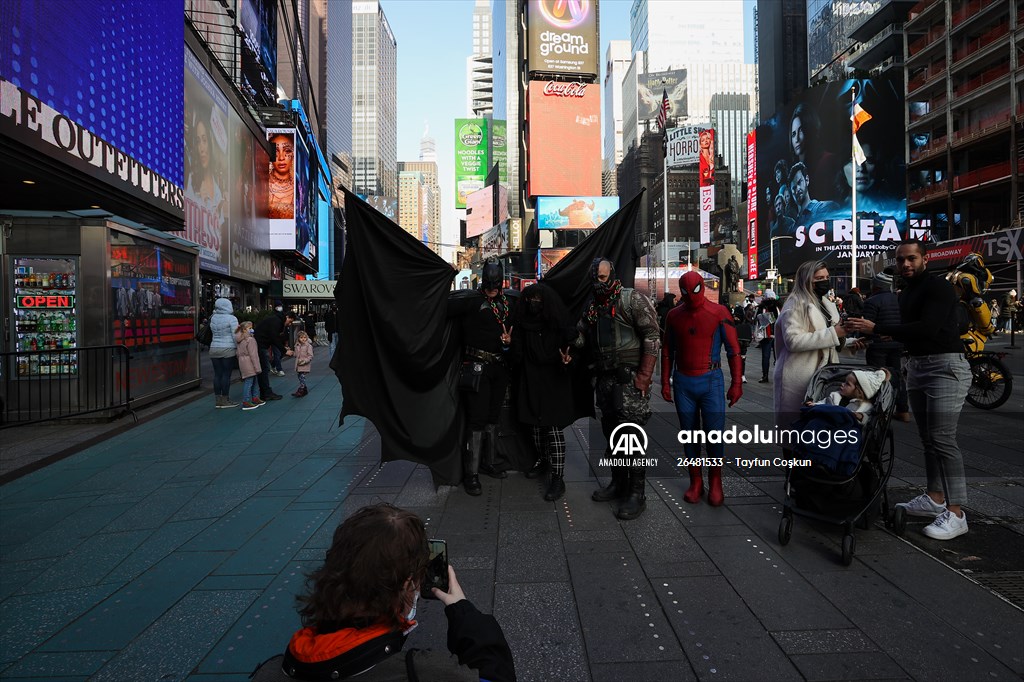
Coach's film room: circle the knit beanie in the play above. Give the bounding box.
[852,369,887,400]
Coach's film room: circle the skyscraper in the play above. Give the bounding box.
[603,40,632,197]
[491,0,520,219]
[400,152,442,257]
[352,0,397,198]
[630,0,745,69]
[467,0,493,116]
[326,0,353,189]
[756,0,807,121]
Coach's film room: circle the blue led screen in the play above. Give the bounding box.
[0,0,183,185]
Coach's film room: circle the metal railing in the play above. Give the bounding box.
[0,345,137,428]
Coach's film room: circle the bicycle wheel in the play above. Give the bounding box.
[966,355,1013,410]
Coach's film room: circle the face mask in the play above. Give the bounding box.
[593,279,613,296]
[527,299,543,315]
[813,281,831,298]
[679,272,706,308]
[406,591,419,621]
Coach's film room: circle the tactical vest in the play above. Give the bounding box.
[590,289,641,370]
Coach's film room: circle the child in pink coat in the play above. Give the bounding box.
[293,330,314,397]
[235,321,263,410]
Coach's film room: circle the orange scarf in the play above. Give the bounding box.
[288,619,415,664]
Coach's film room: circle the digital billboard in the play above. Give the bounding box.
[754,77,911,274]
[466,184,510,239]
[455,118,489,208]
[480,220,510,259]
[699,129,715,244]
[638,69,687,122]
[239,0,278,108]
[357,194,398,221]
[666,124,710,168]
[267,127,302,252]
[527,0,598,77]
[294,129,315,261]
[536,196,620,229]
[527,81,601,197]
[746,130,758,279]
[0,0,184,220]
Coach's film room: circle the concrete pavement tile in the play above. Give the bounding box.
[698,534,853,631]
[394,466,452,508]
[654,576,801,681]
[497,472,555,511]
[497,511,567,583]
[964,487,1024,517]
[198,562,312,674]
[649,479,746,528]
[0,495,95,547]
[867,553,1024,675]
[181,496,292,552]
[0,651,113,679]
[260,458,336,492]
[566,553,684,664]
[168,481,266,522]
[90,590,260,682]
[493,582,589,682]
[39,550,230,652]
[104,484,204,532]
[185,674,252,681]
[18,530,149,595]
[727,502,860,571]
[685,524,751,537]
[645,560,722,578]
[354,459,417,488]
[788,652,908,680]
[1,502,134,563]
[770,629,879,655]
[620,500,709,566]
[169,444,248,483]
[562,530,632,556]
[437,486,501,535]
[0,561,51,601]
[105,519,214,583]
[555,483,619,531]
[0,584,120,663]
[809,569,1019,680]
[439,532,499,563]
[197,575,275,591]
[590,660,697,681]
[212,509,333,576]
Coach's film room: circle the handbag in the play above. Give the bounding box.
[458,361,484,392]
[195,321,212,346]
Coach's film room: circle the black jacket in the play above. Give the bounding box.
[509,318,577,428]
[874,270,963,355]
[250,600,516,682]
[255,312,289,352]
[862,291,903,352]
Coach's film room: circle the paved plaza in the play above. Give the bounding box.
[1,340,1023,681]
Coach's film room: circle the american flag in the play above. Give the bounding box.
[656,89,670,130]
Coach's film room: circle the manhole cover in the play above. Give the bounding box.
[969,571,1024,610]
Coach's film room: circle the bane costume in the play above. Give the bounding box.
[447,259,516,496]
[579,258,661,520]
[661,271,743,506]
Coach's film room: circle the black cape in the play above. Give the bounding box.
[332,191,463,486]
[536,190,645,422]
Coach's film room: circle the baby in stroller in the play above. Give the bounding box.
[804,368,890,423]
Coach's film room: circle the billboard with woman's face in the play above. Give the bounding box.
[754,76,912,274]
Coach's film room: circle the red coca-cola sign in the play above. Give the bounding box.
[542,81,588,97]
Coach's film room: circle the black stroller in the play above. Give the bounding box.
[777,363,896,565]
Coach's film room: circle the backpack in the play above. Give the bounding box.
[195,320,213,346]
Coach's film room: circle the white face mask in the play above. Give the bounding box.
[406,591,419,621]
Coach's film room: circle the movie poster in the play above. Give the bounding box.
[754,76,910,274]
[699,129,715,245]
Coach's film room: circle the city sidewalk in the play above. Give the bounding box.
[0,343,1022,681]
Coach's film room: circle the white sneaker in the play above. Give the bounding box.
[896,493,947,518]
[742,375,747,383]
[922,510,968,540]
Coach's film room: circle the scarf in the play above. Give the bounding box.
[584,280,623,325]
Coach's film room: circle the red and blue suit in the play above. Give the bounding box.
[661,271,743,506]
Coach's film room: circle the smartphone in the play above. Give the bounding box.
[421,539,449,599]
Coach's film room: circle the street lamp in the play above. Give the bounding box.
[769,236,795,279]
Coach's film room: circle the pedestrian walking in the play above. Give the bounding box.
[508,284,577,502]
[661,271,743,506]
[754,298,779,383]
[999,290,1018,333]
[255,308,295,401]
[235,321,264,410]
[447,258,516,496]
[209,297,239,409]
[324,304,338,357]
[656,293,676,331]
[861,270,909,421]
[773,260,848,430]
[846,239,972,540]
[577,257,660,520]
[292,331,313,397]
[734,308,751,384]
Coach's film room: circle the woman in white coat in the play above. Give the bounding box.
[773,260,848,428]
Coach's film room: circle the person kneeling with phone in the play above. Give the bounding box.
[251,503,516,681]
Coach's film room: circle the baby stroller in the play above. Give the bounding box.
[777,363,896,565]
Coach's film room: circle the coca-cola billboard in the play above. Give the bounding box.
[526,80,601,198]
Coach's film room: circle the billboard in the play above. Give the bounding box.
[539,248,572,276]
[492,119,509,185]
[527,0,598,77]
[746,130,758,279]
[267,127,298,251]
[480,221,510,259]
[527,81,601,197]
[536,196,620,229]
[754,77,910,273]
[466,184,510,239]
[0,0,184,220]
[357,194,398,221]
[239,0,278,108]
[294,129,315,261]
[638,69,688,122]
[455,118,489,208]
[666,124,710,168]
[699,129,715,244]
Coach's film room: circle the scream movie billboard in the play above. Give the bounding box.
[527,81,601,197]
[754,77,911,274]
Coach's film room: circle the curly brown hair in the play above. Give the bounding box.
[297,504,429,631]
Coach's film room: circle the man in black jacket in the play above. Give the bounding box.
[861,271,909,421]
[255,309,296,401]
[847,239,971,541]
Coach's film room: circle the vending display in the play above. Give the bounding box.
[11,257,79,376]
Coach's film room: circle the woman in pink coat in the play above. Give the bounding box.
[236,321,264,410]
[292,330,314,397]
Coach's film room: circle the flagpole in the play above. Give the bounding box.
[851,85,858,290]
[663,142,669,295]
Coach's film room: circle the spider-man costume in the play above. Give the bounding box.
[661,271,743,506]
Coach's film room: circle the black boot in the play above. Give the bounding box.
[592,466,630,502]
[463,431,483,496]
[616,468,647,520]
[479,424,507,479]
[525,458,548,479]
[544,474,566,501]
